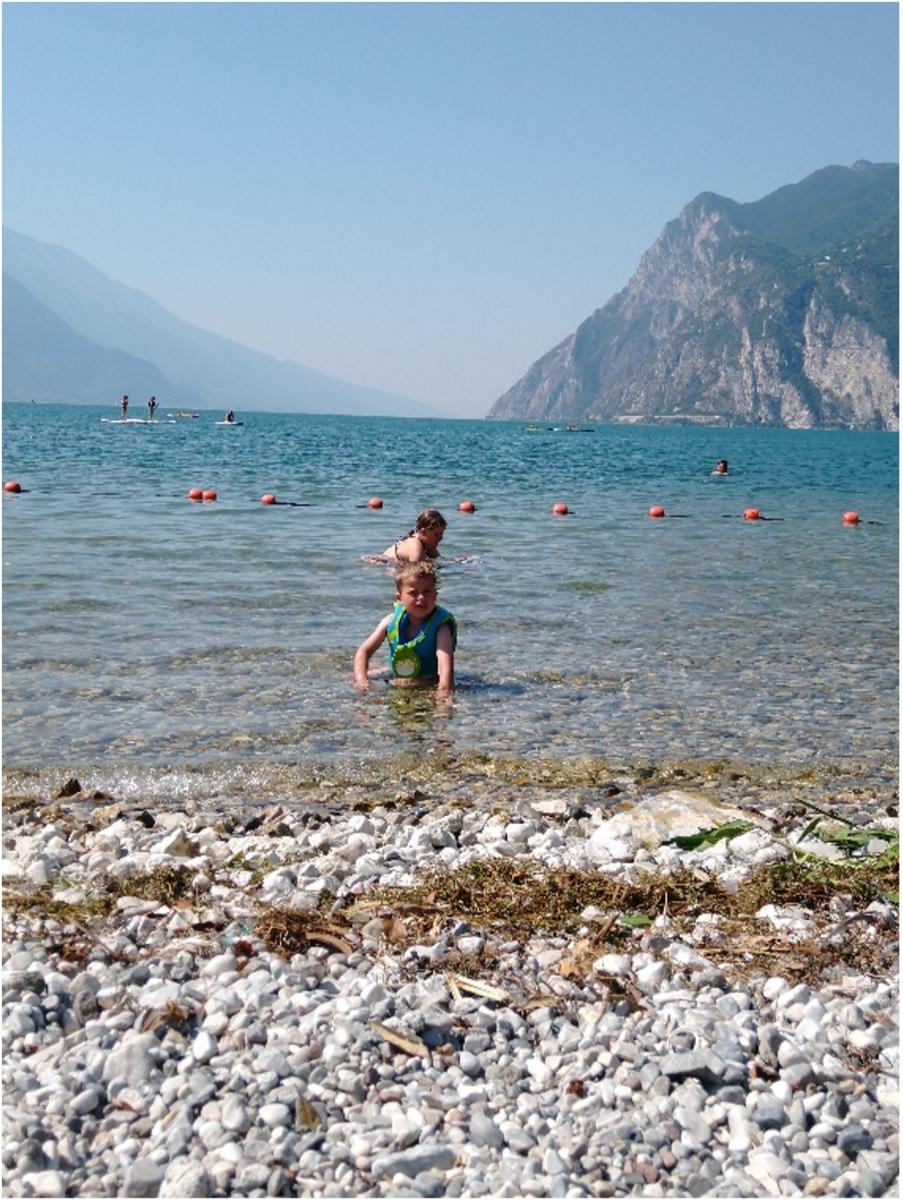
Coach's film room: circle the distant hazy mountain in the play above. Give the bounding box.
[489,161,899,430]
[2,274,197,407]
[2,228,441,418]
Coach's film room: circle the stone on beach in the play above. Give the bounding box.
[585,788,758,859]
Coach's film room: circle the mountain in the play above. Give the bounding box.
[2,228,441,418]
[489,161,899,430]
[2,274,197,407]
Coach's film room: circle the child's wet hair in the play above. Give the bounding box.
[414,509,447,533]
[394,561,440,589]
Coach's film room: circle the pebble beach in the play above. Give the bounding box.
[2,764,897,1199]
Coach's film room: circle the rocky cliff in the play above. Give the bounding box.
[489,161,898,430]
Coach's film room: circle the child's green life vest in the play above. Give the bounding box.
[387,602,457,679]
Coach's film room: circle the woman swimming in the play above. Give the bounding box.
[362,509,448,564]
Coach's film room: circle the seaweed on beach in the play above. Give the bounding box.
[3,885,113,924]
[3,865,199,927]
[365,843,899,936]
[367,858,672,936]
[254,907,355,958]
[360,849,898,986]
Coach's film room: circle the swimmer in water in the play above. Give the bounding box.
[713,459,729,475]
[362,508,447,564]
[354,561,456,696]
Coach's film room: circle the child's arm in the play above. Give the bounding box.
[354,616,391,688]
[435,622,455,695]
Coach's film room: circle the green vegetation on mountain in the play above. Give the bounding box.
[490,161,898,430]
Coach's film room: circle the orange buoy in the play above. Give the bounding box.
[458,500,476,513]
[648,505,666,519]
[842,511,860,525]
[202,489,217,502]
[368,497,383,509]
[743,508,761,521]
[261,493,277,505]
[4,481,21,494]
[552,502,569,516]
[187,487,203,502]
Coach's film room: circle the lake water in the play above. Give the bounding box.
[2,402,897,805]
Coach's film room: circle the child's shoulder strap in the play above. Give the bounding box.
[387,601,405,642]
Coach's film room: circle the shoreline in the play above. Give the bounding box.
[2,769,898,1197]
[3,752,898,816]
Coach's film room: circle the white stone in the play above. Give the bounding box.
[153,828,199,857]
[585,789,753,859]
[258,1102,290,1128]
[635,961,668,989]
[191,1031,218,1064]
[25,858,52,886]
[21,1171,67,1198]
[762,977,788,1001]
[745,1150,790,1195]
[729,828,775,857]
[592,954,631,976]
[794,838,845,861]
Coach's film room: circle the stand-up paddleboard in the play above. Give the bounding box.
[215,421,244,426]
[101,418,175,424]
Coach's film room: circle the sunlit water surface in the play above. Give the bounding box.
[3,403,897,803]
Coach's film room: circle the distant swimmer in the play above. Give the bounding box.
[225,410,235,424]
[147,395,158,421]
[713,459,729,475]
[120,394,129,419]
[362,508,448,565]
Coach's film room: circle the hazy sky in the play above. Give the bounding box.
[3,2,898,417]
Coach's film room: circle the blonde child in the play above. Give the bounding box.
[354,562,456,695]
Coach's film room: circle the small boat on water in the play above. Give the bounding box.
[169,411,200,419]
[524,423,595,433]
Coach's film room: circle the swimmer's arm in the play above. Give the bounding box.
[354,615,391,688]
[402,536,427,563]
[435,623,455,696]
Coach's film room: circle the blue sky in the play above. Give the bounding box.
[3,2,898,417]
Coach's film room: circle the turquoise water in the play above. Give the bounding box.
[2,402,898,797]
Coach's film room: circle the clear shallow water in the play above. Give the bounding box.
[2,402,897,797]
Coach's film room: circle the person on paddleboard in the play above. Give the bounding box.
[120,394,129,419]
[147,396,157,421]
[225,410,235,424]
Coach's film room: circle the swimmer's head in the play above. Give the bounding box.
[414,509,447,534]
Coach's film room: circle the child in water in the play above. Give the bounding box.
[362,508,447,564]
[354,562,456,695]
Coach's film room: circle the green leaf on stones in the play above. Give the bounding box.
[664,820,755,851]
